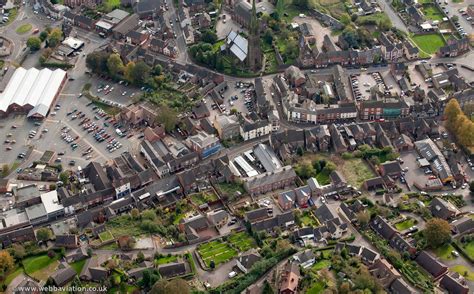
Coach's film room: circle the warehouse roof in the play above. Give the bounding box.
[0,67,66,118]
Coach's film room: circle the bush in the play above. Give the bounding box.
[342,152,354,160]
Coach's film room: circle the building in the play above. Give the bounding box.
[415,138,453,183]
[0,67,67,118]
[237,251,262,273]
[438,38,469,57]
[214,115,240,140]
[415,251,448,280]
[279,262,300,294]
[246,0,262,71]
[430,197,460,220]
[240,120,271,141]
[187,131,221,159]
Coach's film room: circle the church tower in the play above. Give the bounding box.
[247,0,262,71]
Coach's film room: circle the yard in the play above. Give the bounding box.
[198,240,238,268]
[432,243,456,260]
[411,34,446,55]
[16,23,32,34]
[460,239,474,260]
[422,5,444,21]
[312,259,331,271]
[99,231,114,242]
[0,267,23,289]
[228,231,256,252]
[451,265,474,281]
[341,158,376,188]
[307,280,326,294]
[394,218,416,231]
[156,255,178,265]
[23,254,60,281]
[216,182,246,198]
[98,0,121,12]
[70,259,87,274]
[300,211,320,227]
[189,191,219,206]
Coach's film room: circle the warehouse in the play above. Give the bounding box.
[0,67,67,118]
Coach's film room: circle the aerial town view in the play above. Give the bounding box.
[0,0,473,292]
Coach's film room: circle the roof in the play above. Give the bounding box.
[370,215,397,240]
[227,30,248,62]
[279,262,300,293]
[451,217,474,235]
[415,251,448,278]
[0,67,66,117]
[41,190,64,215]
[390,277,417,294]
[158,262,186,278]
[113,14,139,35]
[315,204,337,223]
[245,207,269,222]
[136,0,162,14]
[430,197,459,220]
[238,252,261,270]
[105,9,130,24]
[51,266,76,286]
[440,273,469,294]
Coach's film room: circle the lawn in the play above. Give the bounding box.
[189,191,218,206]
[16,23,32,34]
[23,254,60,275]
[216,182,246,198]
[315,171,331,185]
[341,158,376,188]
[422,5,444,21]
[99,0,120,12]
[460,240,474,260]
[70,259,87,274]
[411,34,446,54]
[263,51,279,74]
[156,255,178,265]
[394,218,416,231]
[451,265,474,281]
[106,215,147,237]
[0,267,23,289]
[307,280,326,294]
[99,231,114,242]
[432,243,456,260]
[300,211,320,227]
[312,259,331,271]
[228,231,256,252]
[198,240,238,268]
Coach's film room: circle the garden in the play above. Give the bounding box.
[299,210,321,227]
[23,253,60,281]
[394,218,417,231]
[99,231,114,242]
[228,231,256,252]
[340,158,376,188]
[456,234,474,261]
[411,33,446,55]
[155,254,178,265]
[189,191,219,206]
[421,4,445,21]
[451,265,474,281]
[197,240,238,268]
[432,243,457,260]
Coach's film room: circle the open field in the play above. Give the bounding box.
[23,254,60,281]
[411,34,446,54]
[198,240,238,268]
[341,158,376,188]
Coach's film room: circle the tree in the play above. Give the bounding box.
[356,211,370,227]
[451,15,459,23]
[129,61,151,85]
[201,30,218,44]
[131,208,140,219]
[293,0,309,9]
[142,210,157,221]
[59,172,69,185]
[151,279,189,294]
[86,51,110,74]
[36,228,53,242]
[424,218,451,248]
[124,61,136,82]
[0,251,14,277]
[8,244,25,261]
[136,251,145,263]
[39,31,48,42]
[47,28,63,48]
[469,181,474,194]
[155,104,177,132]
[445,99,462,132]
[27,37,41,51]
[107,53,124,78]
[262,281,274,294]
[210,260,215,269]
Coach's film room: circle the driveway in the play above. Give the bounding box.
[195,257,237,288]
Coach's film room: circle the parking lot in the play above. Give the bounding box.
[350,72,386,101]
[88,77,141,107]
[206,81,254,120]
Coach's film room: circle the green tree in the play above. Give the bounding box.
[445,99,462,132]
[39,31,48,42]
[131,208,140,219]
[59,172,69,185]
[293,0,309,9]
[47,28,63,48]
[86,51,110,74]
[155,104,177,132]
[36,228,53,242]
[128,61,151,85]
[27,37,41,51]
[201,30,218,44]
[263,29,274,46]
[124,61,136,83]
[424,218,451,248]
[356,211,370,227]
[106,53,124,78]
[469,181,474,194]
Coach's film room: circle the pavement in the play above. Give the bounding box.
[375,0,409,33]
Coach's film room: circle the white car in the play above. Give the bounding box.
[462,183,468,189]
[228,271,237,278]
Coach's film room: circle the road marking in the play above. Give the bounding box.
[62,120,108,160]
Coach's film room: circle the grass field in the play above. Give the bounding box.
[99,231,114,242]
[411,34,446,54]
[198,240,238,268]
[422,5,444,21]
[156,255,178,265]
[0,267,23,289]
[301,212,320,227]
[461,240,474,260]
[70,259,87,274]
[432,243,456,260]
[99,0,120,12]
[451,265,474,281]
[395,218,416,231]
[341,158,376,188]
[23,254,60,274]
[228,231,256,252]
[16,23,32,34]
[307,280,326,294]
[312,259,331,271]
